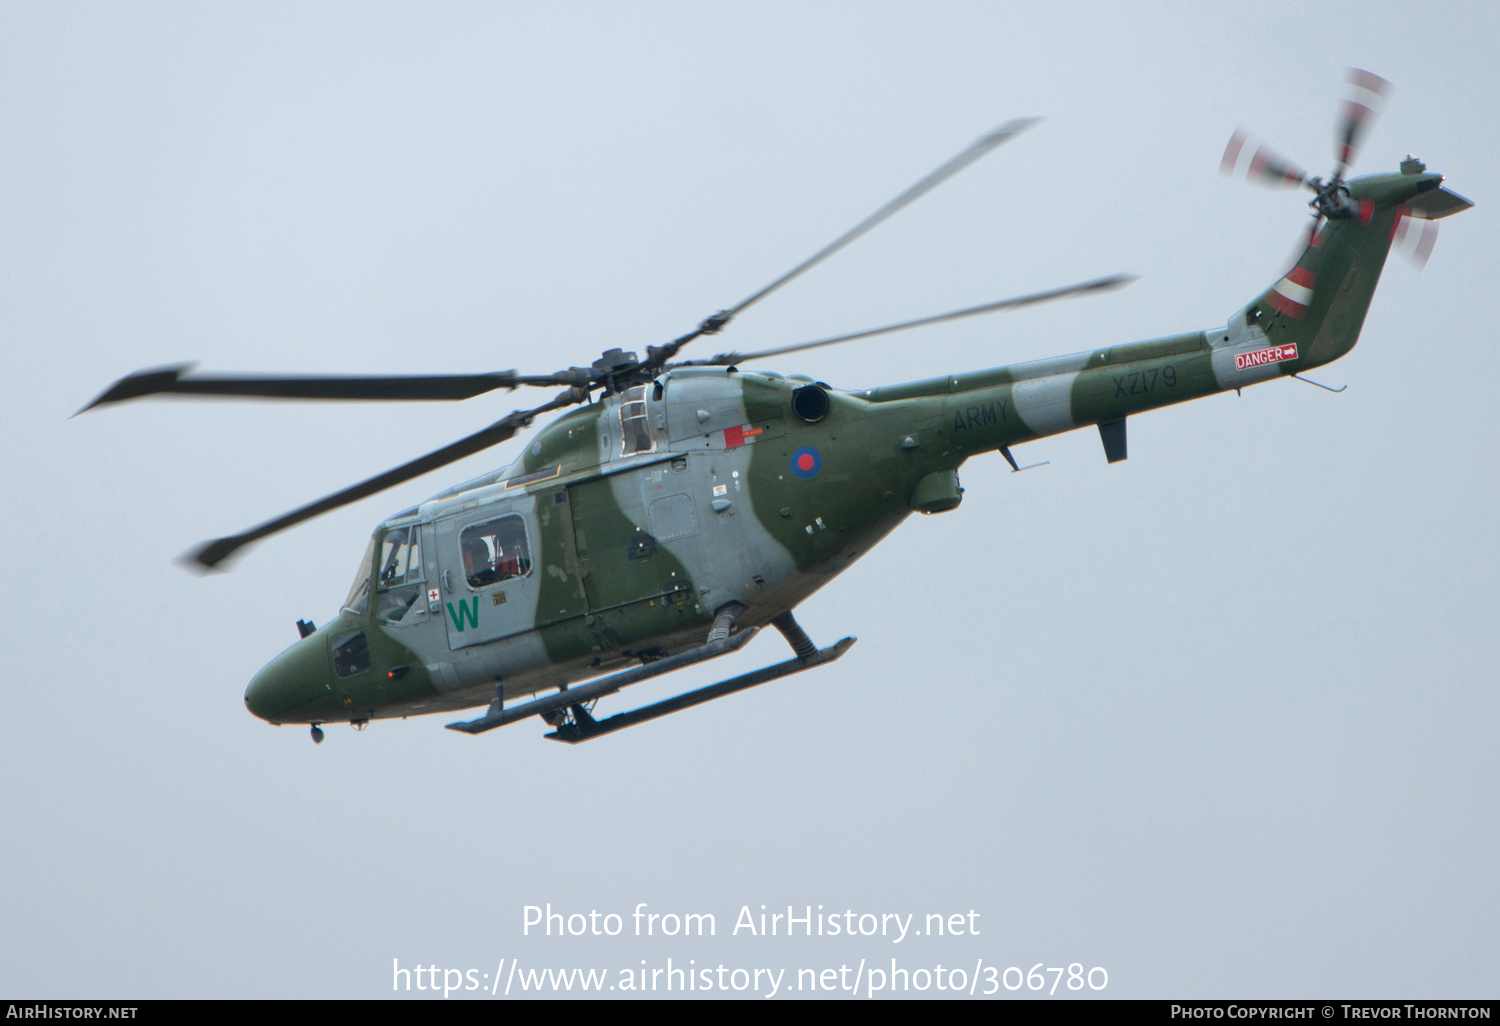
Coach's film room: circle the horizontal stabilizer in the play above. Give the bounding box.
[1405,185,1474,220]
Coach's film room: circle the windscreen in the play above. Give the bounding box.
[341,537,376,616]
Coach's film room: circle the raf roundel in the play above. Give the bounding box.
[790,446,822,480]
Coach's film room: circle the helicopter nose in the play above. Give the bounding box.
[244,634,333,723]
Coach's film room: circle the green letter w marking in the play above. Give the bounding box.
[447,596,479,632]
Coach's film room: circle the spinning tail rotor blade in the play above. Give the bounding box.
[1248,142,1312,188]
[1334,68,1391,179]
[79,366,589,413]
[1221,129,1313,188]
[672,274,1135,367]
[1411,220,1439,269]
[186,390,584,571]
[653,116,1040,363]
[1220,128,1249,175]
[1393,210,1440,269]
[1250,144,1312,187]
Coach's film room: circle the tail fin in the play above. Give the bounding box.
[1228,169,1463,373]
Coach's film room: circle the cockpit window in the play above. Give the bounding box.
[342,538,375,616]
[378,526,423,587]
[375,525,424,624]
[460,515,532,589]
[619,385,655,456]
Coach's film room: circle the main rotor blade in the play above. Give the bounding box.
[655,116,1040,360]
[78,365,587,413]
[1334,68,1391,180]
[672,273,1135,367]
[187,390,583,571]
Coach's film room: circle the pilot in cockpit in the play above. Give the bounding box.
[463,535,498,587]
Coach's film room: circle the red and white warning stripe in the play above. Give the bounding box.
[1266,266,1316,319]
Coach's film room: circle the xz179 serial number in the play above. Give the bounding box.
[1113,364,1178,397]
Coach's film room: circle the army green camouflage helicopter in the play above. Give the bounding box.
[83,70,1470,745]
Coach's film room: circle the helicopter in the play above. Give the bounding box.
[82,70,1470,745]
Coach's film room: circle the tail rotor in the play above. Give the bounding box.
[1221,68,1405,268]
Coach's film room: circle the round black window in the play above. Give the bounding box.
[790,385,829,423]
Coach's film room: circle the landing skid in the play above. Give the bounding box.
[546,636,856,744]
[446,628,760,735]
[445,611,854,741]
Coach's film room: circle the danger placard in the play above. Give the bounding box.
[1236,343,1299,371]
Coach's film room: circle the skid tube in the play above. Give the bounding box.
[446,627,762,735]
[545,636,857,744]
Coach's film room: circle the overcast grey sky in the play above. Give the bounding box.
[2,0,1495,1000]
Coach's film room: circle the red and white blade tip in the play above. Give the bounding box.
[1221,129,1248,175]
[1221,130,1307,187]
[1335,68,1391,170]
[1248,144,1308,187]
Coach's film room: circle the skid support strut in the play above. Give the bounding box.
[771,610,818,661]
[708,602,744,644]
